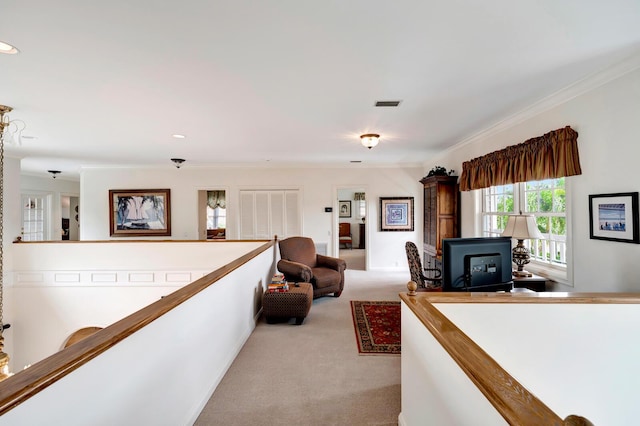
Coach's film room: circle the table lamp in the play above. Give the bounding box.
[501,213,543,277]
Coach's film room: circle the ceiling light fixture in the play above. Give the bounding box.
[48,170,61,179]
[360,133,380,149]
[0,41,18,55]
[172,134,186,139]
[171,158,185,168]
[0,105,26,146]
[0,104,14,381]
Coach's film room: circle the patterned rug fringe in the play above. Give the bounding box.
[350,300,401,355]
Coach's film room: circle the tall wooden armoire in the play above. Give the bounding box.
[420,174,460,271]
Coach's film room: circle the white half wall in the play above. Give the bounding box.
[5,241,270,371]
[401,300,640,426]
[0,246,274,426]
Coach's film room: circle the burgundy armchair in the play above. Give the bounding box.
[277,236,347,298]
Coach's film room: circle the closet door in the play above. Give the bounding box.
[284,191,301,236]
[239,190,301,239]
[254,191,271,239]
[239,191,256,239]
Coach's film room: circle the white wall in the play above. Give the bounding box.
[425,65,640,291]
[79,166,423,270]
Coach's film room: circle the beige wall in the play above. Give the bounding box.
[79,166,424,271]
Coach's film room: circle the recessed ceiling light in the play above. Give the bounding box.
[172,134,186,139]
[0,41,19,55]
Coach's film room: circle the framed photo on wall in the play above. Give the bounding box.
[339,200,352,218]
[380,197,414,231]
[589,192,639,244]
[109,189,172,237]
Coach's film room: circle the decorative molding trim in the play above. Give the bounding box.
[91,273,117,283]
[129,273,154,283]
[435,51,640,159]
[12,270,209,287]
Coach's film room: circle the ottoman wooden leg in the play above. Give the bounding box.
[295,317,304,325]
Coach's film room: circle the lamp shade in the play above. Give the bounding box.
[501,214,543,240]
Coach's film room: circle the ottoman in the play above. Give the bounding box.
[262,283,313,325]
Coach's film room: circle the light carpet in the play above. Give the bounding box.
[194,269,409,426]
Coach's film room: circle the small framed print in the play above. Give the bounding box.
[339,200,352,218]
[589,192,639,244]
[380,197,414,232]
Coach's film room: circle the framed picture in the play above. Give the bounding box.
[339,200,352,218]
[109,189,171,237]
[589,192,639,244]
[380,197,414,231]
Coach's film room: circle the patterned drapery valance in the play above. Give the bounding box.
[207,190,226,209]
[459,126,581,191]
[353,192,366,201]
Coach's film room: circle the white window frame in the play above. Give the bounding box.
[479,179,573,286]
[206,205,226,230]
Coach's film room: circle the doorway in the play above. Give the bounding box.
[197,190,227,240]
[61,195,80,240]
[337,188,366,271]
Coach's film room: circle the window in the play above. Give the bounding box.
[481,178,569,282]
[207,206,226,230]
[357,200,366,219]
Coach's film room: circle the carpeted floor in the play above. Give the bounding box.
[339,248,365,271]
[350,301,401,355]
[194,269,408,426]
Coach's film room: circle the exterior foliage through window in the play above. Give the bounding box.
[482,178,567,268]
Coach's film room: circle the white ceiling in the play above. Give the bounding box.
[2,1,640,178]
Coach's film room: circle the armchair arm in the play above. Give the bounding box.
[317,254,347,272]
[277,259,313,283]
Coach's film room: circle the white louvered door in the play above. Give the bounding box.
[239,189,301,239]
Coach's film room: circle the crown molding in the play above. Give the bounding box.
[438,51,640,158]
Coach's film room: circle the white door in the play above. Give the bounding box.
[240,190,301,239]
[21,193,51,241]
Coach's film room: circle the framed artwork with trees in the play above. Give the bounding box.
[109,189,171,237]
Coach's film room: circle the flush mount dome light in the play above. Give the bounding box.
[0,41,19,55]
[360,133,380,149]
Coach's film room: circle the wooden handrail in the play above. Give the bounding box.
[399,292,634,425]
[0,239,275,415]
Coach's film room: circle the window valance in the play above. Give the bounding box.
[459,126,581,191]
[207,190,226,209]
[353,192,366,201]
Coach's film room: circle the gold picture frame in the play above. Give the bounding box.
[109,189,171,237]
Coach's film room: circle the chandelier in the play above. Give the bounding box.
[0,105,14,380]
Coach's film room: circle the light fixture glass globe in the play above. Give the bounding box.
[360,133,380,149]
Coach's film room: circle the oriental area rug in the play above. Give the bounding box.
[350,300,401,355]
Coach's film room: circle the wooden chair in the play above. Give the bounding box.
[405,241,442,289]
[339,223,353,249]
